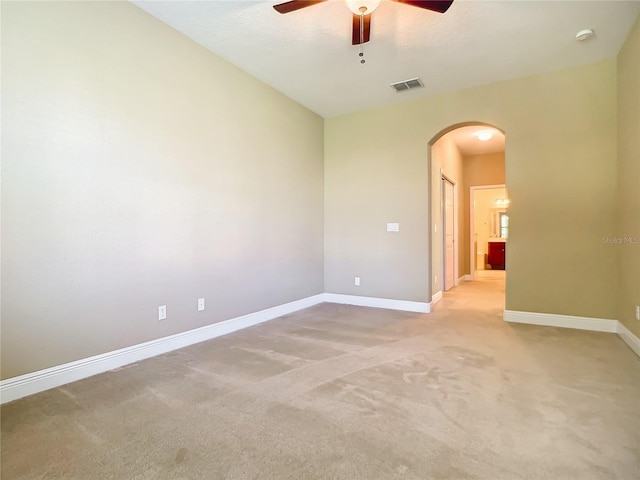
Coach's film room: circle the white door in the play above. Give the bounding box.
[443,178,455,291]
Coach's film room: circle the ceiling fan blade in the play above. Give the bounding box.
[392,0,454,14]
[352,13,371,45]
[273,0,328,14]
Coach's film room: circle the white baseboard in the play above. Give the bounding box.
[431,291,443,305]
[617,322,640,357]
[505,310,640,359]
[504,310,618,333]
[324,293,431,314]
[463,274,473,281]
[8,299,635,405]
[0,294,325,405]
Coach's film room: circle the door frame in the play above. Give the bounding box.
[427,121,506,304]
[442,174,457,291]
[469,184,506,281]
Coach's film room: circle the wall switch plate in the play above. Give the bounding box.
[354,276,360,286]
[635,305,640,321]
[158,305,167,321]
[386,223,399,232]
[198,298,205,312]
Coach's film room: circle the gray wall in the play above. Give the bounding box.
[1,2,324,379]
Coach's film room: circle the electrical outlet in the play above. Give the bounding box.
[198,298,205,312]
[354,276,360,286]
[635,305,640,321]
[158,305,167,321]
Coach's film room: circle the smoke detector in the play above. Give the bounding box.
[575,29,594,41]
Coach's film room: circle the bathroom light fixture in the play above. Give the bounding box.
[345,0,381,15]
[475,130,494,141]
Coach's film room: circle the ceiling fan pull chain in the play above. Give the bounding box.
[359,11,366,64]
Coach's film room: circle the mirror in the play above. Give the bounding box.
[490,208,509,239]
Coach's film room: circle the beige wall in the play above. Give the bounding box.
[1,2,324,379]
[325,60,618,319]
[2,2,636,381]
[462,152,506,275]
[617,15,640,337]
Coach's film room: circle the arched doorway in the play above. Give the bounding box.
[428,122,506,305]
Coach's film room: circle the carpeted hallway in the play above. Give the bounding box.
[2,274,639,479]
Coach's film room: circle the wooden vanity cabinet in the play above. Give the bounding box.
[488,242,506,270]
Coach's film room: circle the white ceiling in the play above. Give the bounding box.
[132,0,640,118]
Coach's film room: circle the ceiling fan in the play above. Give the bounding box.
[273,0,454,46]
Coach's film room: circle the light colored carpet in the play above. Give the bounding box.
[2,273,639,479]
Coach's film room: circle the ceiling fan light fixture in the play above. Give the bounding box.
[345,0,381,15]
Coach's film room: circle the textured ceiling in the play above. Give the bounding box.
[132,1,640,118]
